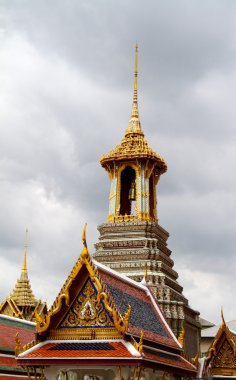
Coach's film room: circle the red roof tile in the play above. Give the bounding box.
[0,357,18,368]
[21,341,135,359]
[0,318,35,350]
[143,349,196,371]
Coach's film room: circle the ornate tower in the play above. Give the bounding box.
[100,45,167,223]
[93,46,200,357]
[0,230,47,321]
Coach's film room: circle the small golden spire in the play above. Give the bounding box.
[132,43,139,118]
[22,228,28,274]
[125,44,143,136]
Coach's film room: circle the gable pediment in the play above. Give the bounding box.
[206,320,236,376]
[212,338,236,369]
[35,234,131,340]
[59,276,114,329]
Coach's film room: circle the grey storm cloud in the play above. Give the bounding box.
[1,0,236,323]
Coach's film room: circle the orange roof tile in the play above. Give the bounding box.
[143,349,196,371]
[20,341,137,359]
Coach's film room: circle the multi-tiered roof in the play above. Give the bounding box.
[0,230,46,321]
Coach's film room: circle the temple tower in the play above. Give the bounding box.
[93,46,200,357]
[0,230,47,321]
[100,45,167,224]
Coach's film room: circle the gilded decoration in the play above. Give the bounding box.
[34,225,131,341]
[0,230,46,322]
[100,47,167,171]
[101,46,167,225]
[59,277,114,329]
[212,340,236,369]
[205,312,236,376]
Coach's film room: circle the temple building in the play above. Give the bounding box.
[93,46,200,357]
[0,230,46,322]
[198,312,236,379]
[17,226,197,380]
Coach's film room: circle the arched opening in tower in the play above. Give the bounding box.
[149,174,155,219]
[120,166,136,216]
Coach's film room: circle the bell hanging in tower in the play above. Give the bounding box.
[128,180,136,201]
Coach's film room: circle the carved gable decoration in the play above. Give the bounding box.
[59,277,114,329]
[212,339,236,369]
[35,226,131,340]
[205,318,236,376]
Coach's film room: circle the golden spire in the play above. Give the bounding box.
[132,43,139,118]
[10,229,36,307]
[21,228,28,278]
[0,229,47,321]
[125,44,143,136]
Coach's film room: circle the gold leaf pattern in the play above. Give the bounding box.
[60,278,114,328]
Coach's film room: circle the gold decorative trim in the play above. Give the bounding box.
[15,333,21,356]
[205,313,236,376]
[133,330,144,354]
[35,225,131,338]
[48,328,121,340]
[178,327,185,347]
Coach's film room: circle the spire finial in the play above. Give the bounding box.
[125,44,143,136]
[221,306,226,326]
[22,228,28,274]
[131,43,139,118]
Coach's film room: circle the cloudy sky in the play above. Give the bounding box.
[1,0,236,324]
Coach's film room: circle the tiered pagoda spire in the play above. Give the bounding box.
[0,230,47,321]
[10,229,36,307]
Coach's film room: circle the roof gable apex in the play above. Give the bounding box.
[35,227,131,340]
[205,318,236,375]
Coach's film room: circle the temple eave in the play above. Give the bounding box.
[100,154,167,172]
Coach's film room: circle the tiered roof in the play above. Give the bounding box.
[10,251,36,307]
[0,230,46,321]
